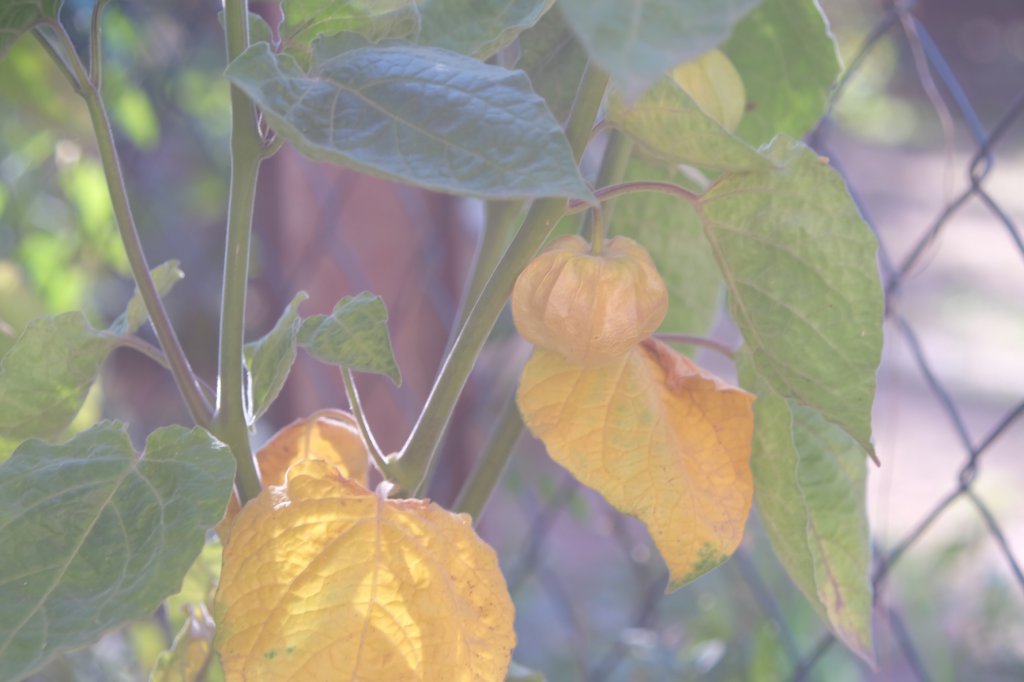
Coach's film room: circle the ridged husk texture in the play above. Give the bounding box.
[512,236,668,365]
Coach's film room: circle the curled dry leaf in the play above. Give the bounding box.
[511,235,668,366]
[214,459,516,681]
[217,409,370,542]
[517,338,755,587]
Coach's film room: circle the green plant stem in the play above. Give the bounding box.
[89,0,111,86]
[393,64,609,495]
[452,127,633,516]
[566,179,702,215]
[46,25,213,429]
[340,368,393,478]
[453,396,524,523]
[450,200,523,343]
[110,334,218,402]
[33,28,81,93]
[214,0,266,505]
[585,131,633,235]
[654,333,736,359]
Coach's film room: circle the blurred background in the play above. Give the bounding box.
[2,0,1022,680]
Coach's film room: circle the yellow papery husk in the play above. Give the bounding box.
[214,459,516,682]
[517,338,755,588]
[216,409,370,543]
[511,235,668,367]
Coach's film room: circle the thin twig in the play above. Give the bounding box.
[655,333,736,359]
[566,180,702,215]
[340,368,393,478]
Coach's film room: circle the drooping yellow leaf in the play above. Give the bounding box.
[517,339,755,587]
[214,459,515,681]
[217,409,370,542]
[150,604,215,682]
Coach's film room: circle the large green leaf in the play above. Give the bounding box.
[740,355,873,662]
[557,0,761,98]
[226,42,592,201]
[610,157,722,339]
[298,292,401,385]
[0,312,113,444]
[417,0,553,59]
[244,291,308,422]
[699,136,883,455]
[109,260,185,336]
[723,0,840,145]
[0,423,235,680]
[0,0,62,59]
[608,76,770,173]
[515,7,587,123]
[280,0,420,53]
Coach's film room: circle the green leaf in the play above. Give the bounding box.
[0,312,113,443]
[0,423,235,680]
[281,0,420,54]
[610,157,722,340]
[515,7,587,123]
[739,356,873,662]
[0,0,62,60]
[225,42,593,201]
[723,0,840,145]
[109,260,185,336]
[298,292,401,385]
[608,76,770,173]
[244,291,308,422]
[557,0,761,98]
[417,0,554,59]
[699,136,883,455]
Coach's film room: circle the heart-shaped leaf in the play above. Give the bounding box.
[0,423,235,680]
[245,292,308,422]
[226,42,593,201]
[557,0,761,99]
[417,0,554,59]
[298,292,401,385]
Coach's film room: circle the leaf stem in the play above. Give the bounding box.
[393,64,609,495]
[89,0,111,86]
[340,368,394,478]
[214,0,266,505]
[449,200,523,347]
[567,180,702,215]
[33,27,81,93]
[109,334,218,403]
[655,333,736,359]
[46,24,213,429]
[453,396,524,523]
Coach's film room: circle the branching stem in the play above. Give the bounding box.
[42,24,213,429]
[393,64,610,495]
[340,368,394,478]
[567,180,702,216]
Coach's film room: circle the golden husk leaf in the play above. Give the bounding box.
[511,235,668,366]
[517,339,755,587]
